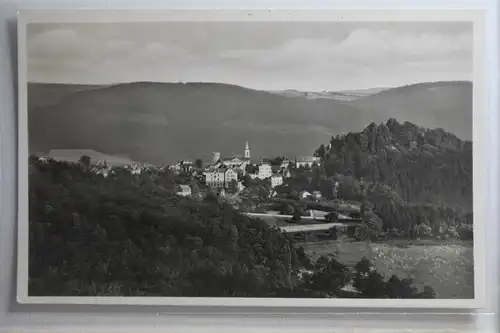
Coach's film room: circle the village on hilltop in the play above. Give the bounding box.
[38,142,323,200]
[168,141,322,197]
[34,144,365,238]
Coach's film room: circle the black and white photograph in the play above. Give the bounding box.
[17,10,487,307]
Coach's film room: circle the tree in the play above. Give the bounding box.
[457,223,473,240]
[79,155,91,168]
[420,286,437,298]
[354,224,370,241]
[245,164,258,174]
[314,144,326,161]
[269,156,284,166]
[385,275,419,298]
[279,204,295,215]
[308,256,350,294]
[292,211,301,222]
[414,223,433,239]
[195,159,203,168]
[353,259,387,298]
[318,179,334,199]
[242,174,252,187]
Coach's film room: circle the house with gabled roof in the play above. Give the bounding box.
[204,165,240,189]
[280,157,291,169]
[258,160,272,179]
[176,185,192,197]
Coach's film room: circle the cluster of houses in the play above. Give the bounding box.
[39,146,323,199]
[168,141,323,196]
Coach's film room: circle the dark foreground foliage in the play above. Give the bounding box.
[28,157,434,298]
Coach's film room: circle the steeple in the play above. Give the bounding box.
[245,141,250,159]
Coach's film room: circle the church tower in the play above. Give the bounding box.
[245,141,250,159]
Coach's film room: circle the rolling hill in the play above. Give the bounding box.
[267,87,389,101]
[27,80,472,165]
[351,81,472,140]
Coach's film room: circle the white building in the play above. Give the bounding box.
[258,162,272,179]
[224,168,238,188]
[91,165,110,178]
[127,163,143,175]
[280,158,291,169]
[204,167,239,189]
[295,156,321,168]
[169,160,193,173]
[312,191,322,200]
[270,175,284,188]
[277,169,291,179]
[204,168,226,188]
[237,181,245,192]
[221,157,250,170]
[176,185,192,196]
[233,166,246,176]
[213,141,252,171]
[300,190,312,199]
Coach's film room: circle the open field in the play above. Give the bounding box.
[255,215,474,298]
[298,240,474,299]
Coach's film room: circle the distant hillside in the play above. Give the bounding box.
[267,87,389,101]
[28,81,472,165]
[27,83,109,108]
[28,82,360,164]
[46,149,136,167]
[351,81,472,140]
[335,87,391,101]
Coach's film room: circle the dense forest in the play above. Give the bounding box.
[28,156,434,298]
[296,119,473,240]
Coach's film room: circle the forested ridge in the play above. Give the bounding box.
[314,118,473,239]
[28,155,435,298]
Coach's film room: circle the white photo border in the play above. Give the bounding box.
[16,8,489,309]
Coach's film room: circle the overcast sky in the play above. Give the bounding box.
[27,21,472,91]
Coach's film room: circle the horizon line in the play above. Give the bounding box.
[26,79,473,93]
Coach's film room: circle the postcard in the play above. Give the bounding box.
[17,9,487,308]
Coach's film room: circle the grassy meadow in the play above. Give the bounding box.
[298,240,474,299]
